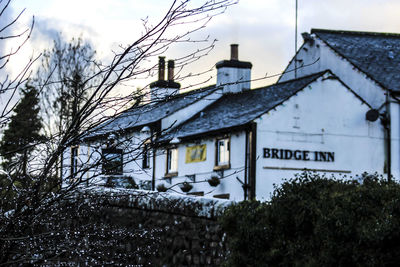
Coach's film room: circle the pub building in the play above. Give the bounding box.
[65,29,399,200]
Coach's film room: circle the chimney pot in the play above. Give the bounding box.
[158,56,165,81]
[168,60,175,81]
[230,44,239,60]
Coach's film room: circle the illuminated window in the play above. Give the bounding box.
[166,148,178,175]
[216,138,230,167]
[71,146,79,177]
[102,148,123,175]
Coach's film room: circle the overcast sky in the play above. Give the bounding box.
[6,0,400,91]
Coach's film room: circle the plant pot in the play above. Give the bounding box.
[156,184,168,192]
[208,176,220,187]
[180,182,193,192]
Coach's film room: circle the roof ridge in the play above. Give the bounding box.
[127,84,217,110]
[159,84,217,102]
[311,28,400,38]
[252,70,329,91]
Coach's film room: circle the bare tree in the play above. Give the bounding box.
[0,0,237,264]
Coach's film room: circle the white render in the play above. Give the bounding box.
[154,133,248,201]
[64,37,398,201]
[217,66,251,94]
[279,36,386,108]
[278,32,400,179]
[152,74,385,200]
[255,75,385,198]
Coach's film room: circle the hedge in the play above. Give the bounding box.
[220,172,400,266]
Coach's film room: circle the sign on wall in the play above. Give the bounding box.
[186,144,207,163]
[263,148,334,162]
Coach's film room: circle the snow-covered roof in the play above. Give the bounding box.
[312,28,400,92]
[86,85,218,139]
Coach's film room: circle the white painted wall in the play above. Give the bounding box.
[150,86,179,101]
[217,66,251,94]
[154,133,247,201]
[62,144,102,187]
[279,38,386,108]
[390,101,400,179]
[255,74,385,199]
[279,35,400,181]
[63,88,225,188]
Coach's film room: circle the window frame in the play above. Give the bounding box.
[142,144,151,169]
[102,148,123,175]
[70,146,79,178]
[214,137,230,170]
[165,147,178,177]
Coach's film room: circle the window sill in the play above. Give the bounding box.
[187,191,204,196]
[164,172,178,178]
[102,173,124,176]
[213,193,230,199]
[213,164,230,171]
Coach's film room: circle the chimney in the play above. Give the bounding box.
[230,44,238,60]
[150,57,181,100]
[168,60,174,81]
[158,56,165,81]
[216,44,252,94]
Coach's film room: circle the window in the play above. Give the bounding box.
[142,144,151,169]
[71,146,79,177]
[166,148,178,175]
[102,148,123,175]
[215,138,230,168]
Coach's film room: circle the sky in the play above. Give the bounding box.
[5,0,400,92]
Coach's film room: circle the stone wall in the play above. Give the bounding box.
[73,188,233,266]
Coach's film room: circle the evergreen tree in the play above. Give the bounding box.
[0,84,43,176]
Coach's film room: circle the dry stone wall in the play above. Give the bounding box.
[73,189,232,266]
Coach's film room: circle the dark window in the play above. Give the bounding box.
[71,146,79,177]
[142,144,150,169]
[102,148,123,175]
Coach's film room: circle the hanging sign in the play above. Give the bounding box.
[186,144,207,163]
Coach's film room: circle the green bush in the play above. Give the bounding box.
[220,172,400,266]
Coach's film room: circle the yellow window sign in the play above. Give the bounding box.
[185,144,207,163]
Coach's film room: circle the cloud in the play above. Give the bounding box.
[6,0,400,92]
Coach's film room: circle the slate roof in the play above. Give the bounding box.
[312,29,400,92]
[86,85,218,139]
[160,71,328,141]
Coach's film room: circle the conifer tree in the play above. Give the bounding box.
[0,84,43,177]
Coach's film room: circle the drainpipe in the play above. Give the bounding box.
[151,126,156,191]
[249,122,257,199]
[244,130,249,200]
[386,92,392,182]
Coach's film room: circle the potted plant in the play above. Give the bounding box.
[180,182,193,192]
[207,176,220,187]
[156,184,168,192]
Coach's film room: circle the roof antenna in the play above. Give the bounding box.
[295,0,298,78]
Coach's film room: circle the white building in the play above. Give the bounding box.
[64,30,399,200]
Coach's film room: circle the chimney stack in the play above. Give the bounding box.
[168,60,175,81]
[230,44,239,60]
[158,56,165,81]
[150,57,181,100]
[216,44,252,94]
